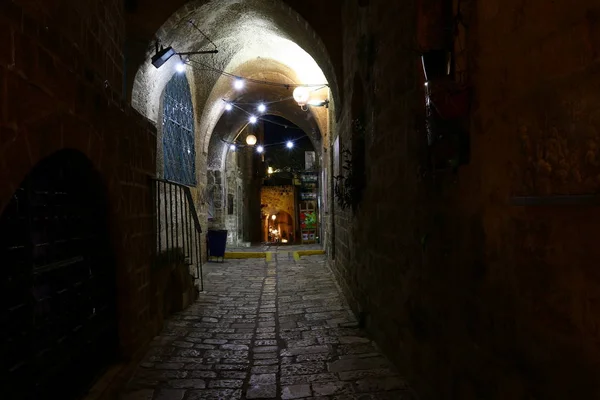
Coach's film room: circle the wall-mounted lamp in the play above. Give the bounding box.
[293,87,310,106]
[151,44,218,69]
[293,86,330,110]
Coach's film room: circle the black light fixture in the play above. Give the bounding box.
[151,43,219,69]
[151,46,177,69]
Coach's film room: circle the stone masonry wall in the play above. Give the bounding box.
[261,185,296,221]
[0,0,161,363]
[329,1,600,399]
[225,150,243,245]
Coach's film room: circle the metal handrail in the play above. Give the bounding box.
[151,177,203,292]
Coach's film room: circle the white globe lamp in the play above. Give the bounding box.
[293,86,310,106]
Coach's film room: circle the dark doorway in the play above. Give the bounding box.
[0,149,118,399]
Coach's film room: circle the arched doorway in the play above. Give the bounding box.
[0,150,118,399]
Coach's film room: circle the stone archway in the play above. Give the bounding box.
[0,149,117,399]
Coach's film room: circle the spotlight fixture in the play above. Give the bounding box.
[151,46,176,69]
[286,141,294,149]
[151,43,218,69]
[234,78,245,90]
[257,145,264,153]
[229,144,236,151]
[249,115,258,124]
[257,103,266,113]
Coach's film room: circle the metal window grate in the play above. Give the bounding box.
[163,73,196,186]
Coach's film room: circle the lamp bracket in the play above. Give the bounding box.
[178,50,219,56]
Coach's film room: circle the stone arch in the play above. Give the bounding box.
[126,0,342,116]
[129,0,339,157]
[0,149,117,398]
[208,105,322,172]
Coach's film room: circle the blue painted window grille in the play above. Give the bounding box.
[162,74,196,186]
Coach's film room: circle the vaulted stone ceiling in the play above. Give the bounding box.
[129,0,337,156]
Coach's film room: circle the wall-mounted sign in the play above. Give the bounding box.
[305,151,316,170]
[300,210,317,229]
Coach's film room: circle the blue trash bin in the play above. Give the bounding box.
[207,229,228,262]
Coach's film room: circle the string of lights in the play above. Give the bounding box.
[221,134,307,148]
[186,59,328,89]
[156,45,325,156]
[224,101,304,129]
[223,84,327,107]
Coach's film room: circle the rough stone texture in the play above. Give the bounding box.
[0,0,166,364]
[6,0,600,399]
[327,1,600,399]
[261,186,296,220]
[119,254,414,399]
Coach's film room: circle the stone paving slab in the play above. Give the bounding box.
[119,254,416,400]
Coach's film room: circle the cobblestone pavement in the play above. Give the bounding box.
[226,244,323,253]
[120,254,415,400]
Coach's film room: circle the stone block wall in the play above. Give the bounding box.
[225,150,243,245]
[0,0,163,364]
[261,186,296,220]
[328,0,600,399]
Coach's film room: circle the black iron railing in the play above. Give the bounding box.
[151,178,204,292]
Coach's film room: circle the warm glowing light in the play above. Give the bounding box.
[256,145,264,153]
[246,134,257,145]
[234,78,245,90]
[293,86,310,106]
[258,103,266,113]
[281,239,288,243]
[286,141,294,149]
[229,144,236,151]
[267,167,274,174]
[176,61,186,73]
[249,116,258,124]
[272,215,276,220]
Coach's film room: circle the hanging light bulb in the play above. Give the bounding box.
[258,103,266,113]
[246,134,257,145]
[229,144,236,151]
[293,86,310,106]
[249,115,258,124]
[234,78,244,90]
[256,145,264,153]
[286,141,294,149]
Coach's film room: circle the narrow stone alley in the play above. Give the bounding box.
[120,254,414,400]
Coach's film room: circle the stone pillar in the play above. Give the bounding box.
[240,124,264,244]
